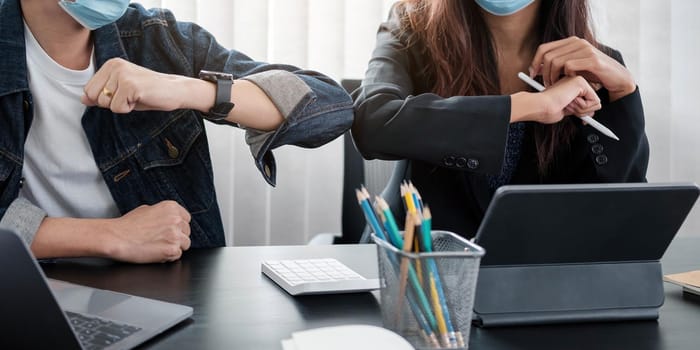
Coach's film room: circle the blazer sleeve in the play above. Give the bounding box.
[351,8,511,176]
[567,49,649,183]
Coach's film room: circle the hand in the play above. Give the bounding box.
[104,200,192,263]
[514,75,601,124]
[81,58,210,114]
[529,36,636,101]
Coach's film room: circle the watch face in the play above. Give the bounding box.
[199,70,233,82]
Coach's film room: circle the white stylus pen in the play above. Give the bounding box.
[517,72,620,141]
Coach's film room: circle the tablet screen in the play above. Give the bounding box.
[474,183,699,266]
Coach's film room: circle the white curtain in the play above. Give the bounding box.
[132,0,700,243]
[591,0,700,236]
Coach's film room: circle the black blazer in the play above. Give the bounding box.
[351,8,650,239]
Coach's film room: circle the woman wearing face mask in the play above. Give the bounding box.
[0,0,353,263]
[352,0,648,238]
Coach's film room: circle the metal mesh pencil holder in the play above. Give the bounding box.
[373,231,484,350]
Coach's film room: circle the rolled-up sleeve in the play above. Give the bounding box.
[168,13,354,186]
[0,198,46,245]
[242,70,313,119]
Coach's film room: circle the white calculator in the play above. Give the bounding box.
[261,258,380,295]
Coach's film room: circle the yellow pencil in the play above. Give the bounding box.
[396,212,416,326]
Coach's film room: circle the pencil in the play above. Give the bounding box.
[375,196,403,247]
[356,188,386,241]
[396,212,416,327]
[375,197,438,333]
[409,181,424,213]
[406,291,440,348]
[422,207,461,347]
[402,183,418,215]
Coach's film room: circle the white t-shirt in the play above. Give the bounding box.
[20,22,120,218]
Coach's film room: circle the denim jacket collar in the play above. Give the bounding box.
[0,0,28,98]
[0,0,127,98]
[93,21,129,67]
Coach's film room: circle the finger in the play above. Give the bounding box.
[180,233,192,251]
[179,221,191,237]
[578,102,602,116]
[590,82,603,91]
[547,47,591,86]
[574,77,601,105]
[571,99,601,117]
[166,247,183,262]
[95,73,119,109]
[530,36,580,77]
[109,81,137,114]
[97,85,117,109]
[81,93,97,106]
[541,41,585,87]
[83,60,117,104]
[176,204,192,224]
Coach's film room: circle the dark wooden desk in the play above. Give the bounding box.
[43,238,700,350]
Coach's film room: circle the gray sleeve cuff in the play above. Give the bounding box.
[241,70,313,119]
[0,198,46,245]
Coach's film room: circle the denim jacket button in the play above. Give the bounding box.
[164,138,179,158]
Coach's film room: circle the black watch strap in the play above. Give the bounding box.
[199,70,235,121]
[210,78,234,119]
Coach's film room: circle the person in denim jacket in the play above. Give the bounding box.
[0,0,353,263]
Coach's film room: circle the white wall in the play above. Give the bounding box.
[134,0,700,243]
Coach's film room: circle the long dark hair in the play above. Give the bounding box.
[397,0,599,175]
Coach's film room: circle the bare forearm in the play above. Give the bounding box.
[30,217,115,259]
[183,77,284,131]
[30,201,192,263]
[510,92,545,123]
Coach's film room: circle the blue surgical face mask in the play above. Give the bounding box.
[58,0,130,30]
[474,0,535,16]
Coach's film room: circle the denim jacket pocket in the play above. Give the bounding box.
[133,110,215,215]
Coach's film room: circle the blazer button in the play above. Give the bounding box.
[456,157,467,168]
[595,154,608,165]
[443,156,456,167]
[591,144,604,155]
[467,158,480,170]
[23,100,30,112]
[587,134,600,144]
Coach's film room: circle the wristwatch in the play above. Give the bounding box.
[198,70,235,121]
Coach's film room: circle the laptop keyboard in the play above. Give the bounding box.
[66,311,142,350]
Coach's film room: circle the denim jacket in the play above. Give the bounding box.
[0,1,353,247]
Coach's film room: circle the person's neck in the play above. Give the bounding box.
[21,0,92,70]
[481,2,540,60]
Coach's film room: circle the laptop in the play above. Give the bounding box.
[0,227,193,349]
[471,182,700,327]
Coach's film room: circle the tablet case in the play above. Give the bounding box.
[472,183,700,327]
[473,262,663,327]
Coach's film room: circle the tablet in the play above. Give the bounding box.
[474,183,700,266]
